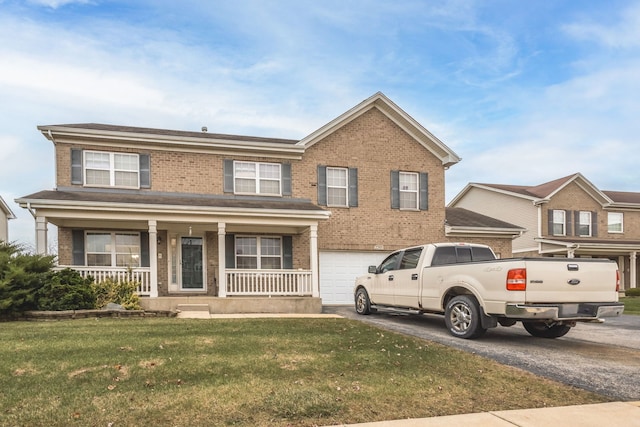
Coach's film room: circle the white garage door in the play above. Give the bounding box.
[319,251,386,305]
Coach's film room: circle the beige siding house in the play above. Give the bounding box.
[17,93,521,312]
[449,173,640,290]
[0,196,16,243]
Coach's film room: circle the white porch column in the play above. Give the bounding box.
[218,222,227,297]
[310,224,319,298]
[35,216,48,255]
[148,220,158,298]
[631,251,637,289]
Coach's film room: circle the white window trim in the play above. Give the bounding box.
[552,210,566,236]
[578,211,592,237]
[233,161,282,196]
[235,236,283,269]
[85,231,141,267]
[326,167,348,207]
[399,171,419,210]
[607,212,624,234]
[84,150,140,189]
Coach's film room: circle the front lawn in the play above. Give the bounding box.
[622,296,640,315]
[1,318,608,426]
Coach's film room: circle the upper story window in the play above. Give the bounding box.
[552,210,566,236]
[391,170,428,211]
[234,161,281,195]
[608,212,624,233]
[578,211,592,237]
[317,165,358,208]
[71,148,150,189]
[86,231,140,267]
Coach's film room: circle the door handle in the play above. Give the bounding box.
[411,274,418,280]
[388,275,394,281]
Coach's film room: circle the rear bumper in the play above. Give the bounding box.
[505,302,624,321]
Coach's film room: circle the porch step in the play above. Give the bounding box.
[176,304,211,319]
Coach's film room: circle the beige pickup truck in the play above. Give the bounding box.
[354,242,624,339]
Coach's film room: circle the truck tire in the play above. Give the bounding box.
[522,321,571,338]
[355,288,371,315]
[444,295,487,339]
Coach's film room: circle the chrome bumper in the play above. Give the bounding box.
[505,302,624,321]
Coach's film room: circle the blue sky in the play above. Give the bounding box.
[2,0,640,249]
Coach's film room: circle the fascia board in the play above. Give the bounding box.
[0,196,16,219]
[547,173,613,206]
[445,225,524,236]
[459,183,540,203]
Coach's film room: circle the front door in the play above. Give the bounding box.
[181,237,204,290]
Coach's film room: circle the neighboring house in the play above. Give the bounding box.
[0,195,16,243]
[449,173,640,290]
[16,92,519,312]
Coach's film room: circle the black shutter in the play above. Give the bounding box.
[348,168,358,207]
[223,159,234,193]
[317,165,327,206]
[282,236,293,269]
[139,154,151,188]
[565,210,573,236]
[71,148,83,185]
[419,172,428,211]
[591,211,598,237]
[72,229,85,265]
[574,211,581,236]
[390,170,400,209]
[282,163,292,196]
[140,232,150,267]
[547,209,554,235]
[225,234,235,268]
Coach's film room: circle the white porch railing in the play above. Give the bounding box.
[226,269,313,296]
[55,266,152,296]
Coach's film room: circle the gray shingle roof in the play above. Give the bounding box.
[445,207,523,229]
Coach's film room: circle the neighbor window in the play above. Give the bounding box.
[84,151,139,188]
[552,210,566,236]
[234,161,281,195]
[326,167,348,207]
[86,232,140,267]
[399,172,419,210]
[235,236,282,269]
[578,211,592,237]
[608,212,623,233]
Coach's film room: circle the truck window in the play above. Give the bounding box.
[456,247,472,263]
[399,248,422,269]
[431,247,457,266]
[472,247,496,261]
[379,252,402,273]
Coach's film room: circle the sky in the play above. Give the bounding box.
[1,0,640,250]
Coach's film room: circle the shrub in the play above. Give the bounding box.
[625,288,640,297]
[93,277,142,310]
[37,268,96,311]
[0,242,55,314]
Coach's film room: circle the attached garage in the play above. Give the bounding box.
[319,251,386,305]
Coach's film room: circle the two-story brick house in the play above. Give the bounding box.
[17,92,521,312]
[449,173,640,291]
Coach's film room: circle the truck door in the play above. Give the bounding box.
[393,247,424,308]
[369,251,402,306]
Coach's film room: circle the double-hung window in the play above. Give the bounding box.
[399,172,419,210]
[578,211,592,237]
[86,232,141,267]
[234,161,281,195]
[608,212,623,233]
[552,210,566,236]
[326,167,348,206]
[235,236,282,269]
[84,151,139,188]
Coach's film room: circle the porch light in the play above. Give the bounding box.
[170,237,177,247]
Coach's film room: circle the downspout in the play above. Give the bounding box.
[48,130,58,189]
[26,202,36,219]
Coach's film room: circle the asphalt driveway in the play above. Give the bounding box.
[323,305,640,401]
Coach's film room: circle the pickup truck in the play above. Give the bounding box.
[354,242,624,339]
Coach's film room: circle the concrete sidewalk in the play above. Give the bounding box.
[328,401,640,427]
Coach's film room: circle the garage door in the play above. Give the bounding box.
[319,251,386,305]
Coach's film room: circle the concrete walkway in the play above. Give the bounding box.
[177,312,640,426]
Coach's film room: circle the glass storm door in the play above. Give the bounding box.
[181,237,203,289]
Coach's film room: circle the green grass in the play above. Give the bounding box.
[622,296,640,315]
[0,318,608,426]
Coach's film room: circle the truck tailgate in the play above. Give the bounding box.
[524,258,618,303]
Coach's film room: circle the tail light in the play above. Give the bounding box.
[616,270,620,292]
[507,268,527,291]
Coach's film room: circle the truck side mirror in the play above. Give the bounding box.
[368,265,377,274]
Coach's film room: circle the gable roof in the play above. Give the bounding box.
[450,173,627,207]
[0,196,16,219]
[297,92,461,168]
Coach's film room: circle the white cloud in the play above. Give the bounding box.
[563,3,640,48]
